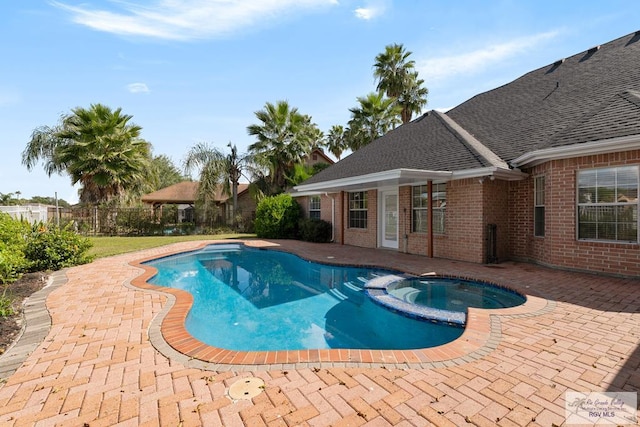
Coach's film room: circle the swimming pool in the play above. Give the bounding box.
[146,244,465,351]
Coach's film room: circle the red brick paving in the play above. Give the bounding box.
[0,239,639,426]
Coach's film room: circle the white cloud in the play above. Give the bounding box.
[127,83,150,93]
[354,8,375,20]
[354,0,389,20]
[51,0,338,40]
[417,31,560,83]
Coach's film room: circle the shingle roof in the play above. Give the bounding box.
[141,181,249,204]
[449,31,640,161]
[303,30,640,186]
[547,90,640,147]
[302,111,492,185]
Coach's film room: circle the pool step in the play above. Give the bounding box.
[328,288,348,301]
[342,281,362,293]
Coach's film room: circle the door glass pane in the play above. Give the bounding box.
[384,194,397,241]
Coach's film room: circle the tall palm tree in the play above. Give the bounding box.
[183,142,252,227]
[325,125,347,160]
[347,92,401,150]
[374,43,428,123]
[397,71,428,123]
[374,43,415,98]
[22,103,152,204]
[247,100,317,194]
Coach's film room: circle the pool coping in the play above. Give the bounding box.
[128,241,555,370]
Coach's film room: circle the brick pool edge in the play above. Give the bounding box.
[128,240,552,370]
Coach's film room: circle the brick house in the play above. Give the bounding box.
[293,31,640,277]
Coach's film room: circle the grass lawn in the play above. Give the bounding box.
[88,234,255,258]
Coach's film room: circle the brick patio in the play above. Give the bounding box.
[0,239,639,426]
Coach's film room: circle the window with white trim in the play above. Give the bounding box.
[309,195,321,219]
[412,184,446,233]
[412,185,428,233]
[348,191,367,229]
[534,176,545,237]
[577,166,638,242]
[432,184,446,234]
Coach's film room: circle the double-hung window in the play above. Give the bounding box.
[412,184,446,233]
[309,196,321,219]
[412,185,428,233]
[348,191,367,229]
[577,166,638,242]
[534,176,545,237]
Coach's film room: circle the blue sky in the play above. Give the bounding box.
[2,1,640,204]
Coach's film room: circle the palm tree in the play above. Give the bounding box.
[325,125,347,160]
[374,43,428,123]
[22,103,152,204]
[183,142,252,227]
[247,100,317,194]
[397,71,428,123]
[374,43,415,98]
[347,92,401,150]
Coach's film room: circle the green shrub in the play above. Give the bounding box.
[254,194,301,239]
[0,212,29,249]
[0,243,29,284]
[25,224,94,272]
[0,288,15,317]
[298,218,332,243]
[0,214,30,284]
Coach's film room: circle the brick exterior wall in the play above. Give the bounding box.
[295,149,639,276]
[438,179,486,263]
[297,194,341,242]
[482,179,510,263]
[343,190,378,248]
[315,181,507,265]
[509,150,640,276]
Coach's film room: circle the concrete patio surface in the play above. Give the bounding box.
[0,239,639,426]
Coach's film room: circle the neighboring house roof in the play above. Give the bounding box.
[297,30,640,191]
[305,148,335,165]
[141,181,249,204]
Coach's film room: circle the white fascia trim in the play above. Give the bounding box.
[452,166,528,181]
[290,190,326,197]
[293,168,453,192]
[511,135,640,167]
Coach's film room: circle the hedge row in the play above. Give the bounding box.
[254,194,332,243]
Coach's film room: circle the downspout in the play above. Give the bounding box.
[332,196,335,242]
[403,207,408,253]
[427,180,433,258]
[325,193,335,243]
[340,191,345,245]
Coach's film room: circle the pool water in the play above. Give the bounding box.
[387,277,526,312]
[146,244,464,351]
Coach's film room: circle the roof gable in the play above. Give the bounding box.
[299,30,640,189]
[302,111,494,185]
